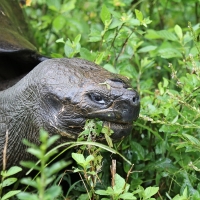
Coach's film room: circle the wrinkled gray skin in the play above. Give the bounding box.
[0,58,140,169]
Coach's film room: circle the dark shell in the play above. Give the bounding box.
[0,0,46,83]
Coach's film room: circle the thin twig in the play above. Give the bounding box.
[3,130,8,171]
[157,190,163,200]
[109,23,125,51]
[58,170,67,186]
[114,31,133,67]
[0,130,9,198]
[123,164,134,191]
[110,159,116,188]
[79,172,91,200]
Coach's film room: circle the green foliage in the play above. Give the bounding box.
[0,166,22,200]
[17,130,69,200]
[78,119,114,147]
[9,121,132,200]
[56,34,82,58]
[19,0,200,199]
[70,119,117,199]
[95,173,137,200]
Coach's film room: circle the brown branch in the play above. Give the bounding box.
[114,31,134,67]
[110,159,116,188]
[123,164,134,191]
[3,130,8,171]
[79,172,91,200]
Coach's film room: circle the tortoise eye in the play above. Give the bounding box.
[89,93,106,105]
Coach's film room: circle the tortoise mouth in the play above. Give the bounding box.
[57,119,133,141]
[102,121,133,140]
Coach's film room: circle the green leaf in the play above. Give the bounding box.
[74,34,81,44]
[2,190,21,200]
[20,161,40,171]
[89,34,102,42]
[64,34,81,58]
[17,192,39,200]
[172,194,188,200]
[46,160,69,177]
[155,158,177,172]
[130,141,145,160]
[142,17,152,27]
[99,82,111,90]
[119,192,137,199]
[56,38,65,44]
[45,185,62,199]
[46,135,60,148]
[182,133,200,145]
[95,52,105,65]
[100,5,111,25]
[101,126,114,136]
[46,0,60,11]
[2,166,22,177]
[60,0,76,13]
[44,176,56,186]
[157,30,178,41]
[143,187,159,199]
[114,174,126,190]
[96,187,114,195]
[145,29,161,39]
[72,154,94,169]
[72,153,86,167]
[109,18,123,29]
[22,139,37,149]
[119,70,133,78]
[190,46,199,56]
[39,129,48,143]
[78,129,90,139]
[77,193,91,200]
[53,15,66,31]
[73,168,83,173]
[163,77,169,88]
[95,189,110,195]
[103,64,117,73]
[171,115,179,124]
[85,155,94,164]
[182,187,188,198]
[20,177,38,189]
[138,45,157,53]
[80,48,96,61]
[104,133,113,148]
[158,48,182,58]
[135,9,143,22]
[1,178,17,188]
[174,24,183,40]
[64,39,74,58]
[27,148,43,159]
[89,26,102,42]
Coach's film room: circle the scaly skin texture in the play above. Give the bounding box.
[0,58,140,169]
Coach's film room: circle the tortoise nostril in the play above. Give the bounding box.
[132,96,139,104]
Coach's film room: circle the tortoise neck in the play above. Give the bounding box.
[0,84,39,169]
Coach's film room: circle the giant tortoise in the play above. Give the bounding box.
[0,0,140,169]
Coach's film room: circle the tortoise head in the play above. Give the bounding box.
[20,58,140,141]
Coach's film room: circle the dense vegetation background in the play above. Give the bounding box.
[5,0,200,199]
